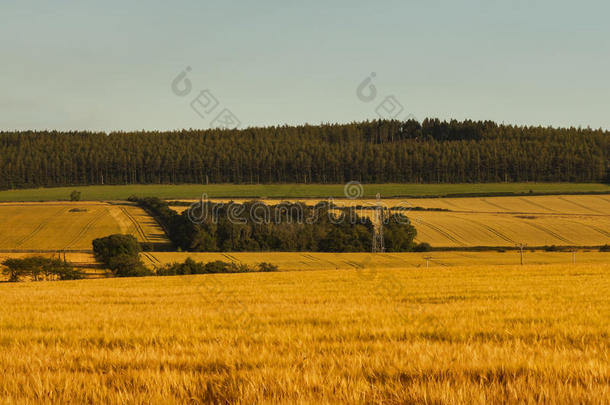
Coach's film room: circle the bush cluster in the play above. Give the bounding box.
[92,234,152,277]
[156,258,278,276]
[1,256,83,282]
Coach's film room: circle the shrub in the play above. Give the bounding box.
[108,254,152,277]
[413,242,432,252]
[93,234,151,277]
[258,262,278,272]
[204,260,232,273]
[55,267,84,280]
[157,257,206,276]
[155,259,279,276]
[92,234,141,264]
[70,190,81,201]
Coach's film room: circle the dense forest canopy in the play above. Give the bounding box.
[1,118,608,188]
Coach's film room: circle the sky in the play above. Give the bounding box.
[1,0,610,131]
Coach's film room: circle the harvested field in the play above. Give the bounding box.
[0,202,168,251]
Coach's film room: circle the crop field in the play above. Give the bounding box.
[170,194,610,248]
[172,193,610,214]
[0,263,607,404]
[408,212,610,247]
[141,251,610,271]
[0,183,608,201]
[0,202,168,251]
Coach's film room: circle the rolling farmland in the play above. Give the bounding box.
[170,194,610,248]
[0,194,607,275]
[0,263,607,403]
[0,202,168,251]
[398,195,610,247]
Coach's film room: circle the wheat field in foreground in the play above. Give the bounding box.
[0,264,608,404]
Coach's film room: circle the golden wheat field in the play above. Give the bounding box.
[140,251,610,271]
[171,194,610,248]
[0,202,168,251]
[0,263,608,404]
[172,194,610,214]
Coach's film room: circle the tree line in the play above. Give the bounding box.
[92,233,278,277]
[1,256,83,282]
[1,119,608,189]
[130,197,419,252]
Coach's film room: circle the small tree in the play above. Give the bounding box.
[92,234,141,264]
[108,254,152,277]
[70,190,82,201]
[413,242,432,252]
[257,262,278,272]
[2,258,30,282]
[383,214,418,252]
[92,234,151,277]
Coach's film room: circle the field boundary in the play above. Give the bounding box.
[0,183,609,201]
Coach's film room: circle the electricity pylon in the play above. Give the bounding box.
[372,193,385,253]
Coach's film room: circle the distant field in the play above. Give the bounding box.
[0,183,608,201]
[142,251,610,271]
[2,251,607,279]
[171,194,610,248]
[173,194,610,214]
[410,212,610,247]
[0,264,607,403]
[401,195,610,247]
[0,193,606,255]
[0,202,168,251]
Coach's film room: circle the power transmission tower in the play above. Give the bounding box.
[372,193,385,253]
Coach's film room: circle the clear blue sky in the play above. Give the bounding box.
[1,0,609,131]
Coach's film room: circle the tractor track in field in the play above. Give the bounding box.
[518,197,557,212]
[523,222,575,245]
[343,260,365,269]
[479,198,511,212]
[564,219,610,239]
[141,252,162,268]
[63,208,108,250]
[437,199,463,210]
[557,196,606,215]
[447,215,518,245]
[14,207,67,248]
[301,253,320,261]
[412,217,467,247]
[120,206,149,242]
[301,253,338,267]
[380,253,410,263]
[223,253,240,263]
[595,196,610,205]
